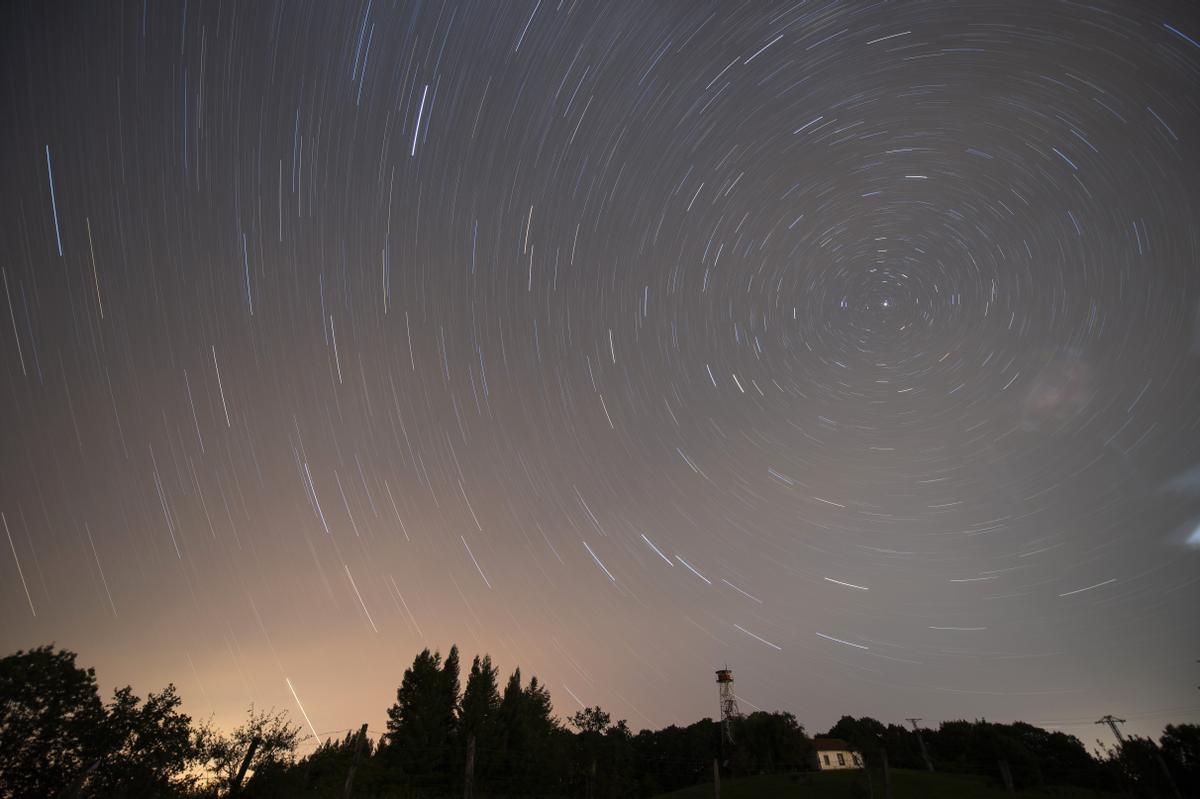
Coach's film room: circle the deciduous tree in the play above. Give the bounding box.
[90,683,203,797]
[0,646,106,799]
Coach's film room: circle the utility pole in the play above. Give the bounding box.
[880,749,893,799]
[343,723,369,799]
[230,736,261,796]
[905,718,934,772]
[1096,715,1127,746]
[712,757,720,799]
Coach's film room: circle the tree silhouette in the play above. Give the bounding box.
[827,714,889,757]
[1104,735,1181,798]
[569,706,611,796]
[731,711,811,775]
[460,654,500,739]
[629,719,718,795]
[458,654,501,790]
[0,646,106,799]
[928,719,1042,789]
[4,642,1191,797]
[569,706,611,735]
[1006,721,1100,788]
[202,705,303,796]
[382,646,459,790]
[567,706,637,798]
[1160,723,1200,795]
[494,668,561,796]
[89,683,203,797]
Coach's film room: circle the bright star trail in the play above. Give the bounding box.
[2,0,1199,744]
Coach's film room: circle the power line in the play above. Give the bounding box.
[1026,704,1200,727]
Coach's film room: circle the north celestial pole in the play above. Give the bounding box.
[2,0,1199,748]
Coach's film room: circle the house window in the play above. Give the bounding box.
[852,754,862,767]
[837,753,846,766]
[822,755,830,766]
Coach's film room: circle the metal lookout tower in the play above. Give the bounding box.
[715,667,740,745]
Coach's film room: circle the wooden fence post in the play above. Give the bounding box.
[998,759,1015,795]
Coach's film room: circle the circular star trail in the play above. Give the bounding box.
[3,0,1200,742]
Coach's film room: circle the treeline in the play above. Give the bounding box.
[2,644,1198,798]
[826,714,1199,797]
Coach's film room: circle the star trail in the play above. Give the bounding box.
[2,0,1199,746]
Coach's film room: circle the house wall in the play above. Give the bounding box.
[816,749,862,770]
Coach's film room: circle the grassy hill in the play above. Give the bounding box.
[653,768,1118,798]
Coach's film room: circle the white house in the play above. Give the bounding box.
[812,738,863,770]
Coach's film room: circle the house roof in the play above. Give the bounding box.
[812,738,856,752]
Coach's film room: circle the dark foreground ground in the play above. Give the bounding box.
[654,768,1120,798]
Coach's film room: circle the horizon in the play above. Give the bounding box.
[2,0,1199,771]
[15,638,1189,752]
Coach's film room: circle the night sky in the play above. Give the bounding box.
[3,0,1200,750]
